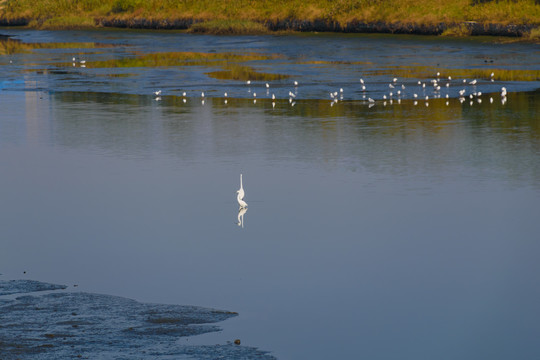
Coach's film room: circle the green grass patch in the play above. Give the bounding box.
[441,23,473,37]
[188,19,269,35]
[206,63,290,81]
[1,0,539,34]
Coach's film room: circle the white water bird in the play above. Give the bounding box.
[237,174,245,200]
[201,92,205,97]
[154,90,162,96]
[246,80,251,85]
[182,92,187,97]
[294,81,298,86]
[272,94,275,100]
[360,78,364,84]
[224,92,228,97]
[469,79,477,85]
[237,174,247,209]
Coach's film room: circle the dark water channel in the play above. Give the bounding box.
[1,29,540,359]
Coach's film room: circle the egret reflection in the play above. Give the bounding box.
[237,207,247,228]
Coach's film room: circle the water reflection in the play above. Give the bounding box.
[237,207,247,228]
[2,29,540,360]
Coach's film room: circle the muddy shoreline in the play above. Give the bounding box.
[0,279,275,359]
[0,17,534,37]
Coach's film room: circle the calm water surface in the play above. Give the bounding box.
[1,30,540,359]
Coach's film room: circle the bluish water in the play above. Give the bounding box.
[1,29,540,360]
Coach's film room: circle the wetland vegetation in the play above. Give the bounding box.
[0,0,539,38]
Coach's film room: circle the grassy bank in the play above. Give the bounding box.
[0,0,539,37]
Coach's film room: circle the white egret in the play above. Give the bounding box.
[294,81,298,86]
[237,189,247,209]
[469,79,477,85]
[154,90,162,96]
[237,174,245,200]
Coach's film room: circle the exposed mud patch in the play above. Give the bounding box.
[0,280,274,359]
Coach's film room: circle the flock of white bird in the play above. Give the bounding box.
[153,72,509,108]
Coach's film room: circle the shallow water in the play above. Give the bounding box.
[1,29,540,360]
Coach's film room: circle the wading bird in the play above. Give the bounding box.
[237,174,247,209]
